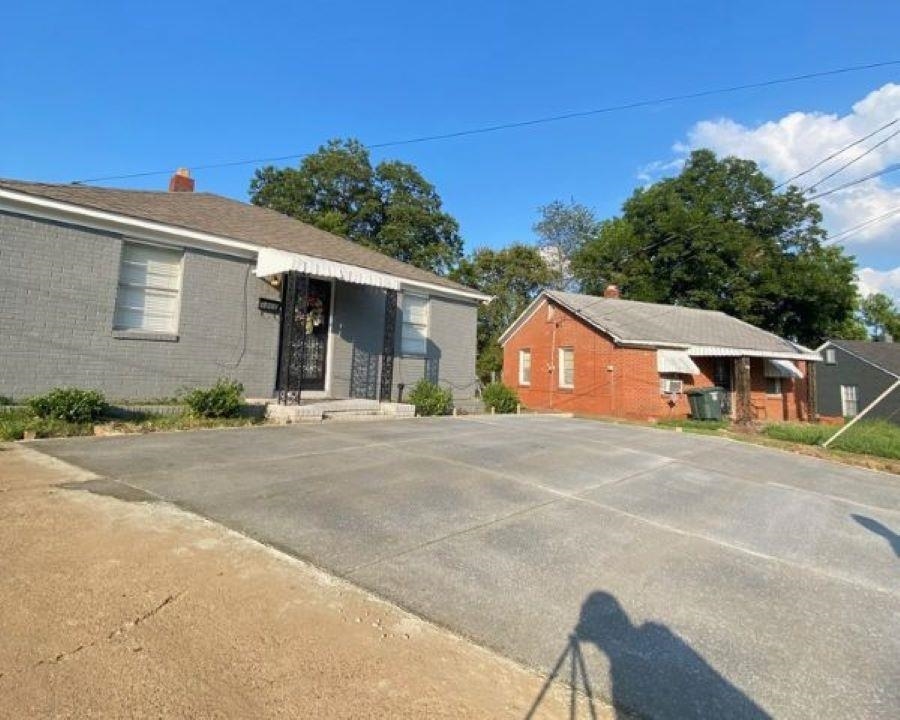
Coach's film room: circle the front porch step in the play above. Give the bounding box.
[266,399,416,424]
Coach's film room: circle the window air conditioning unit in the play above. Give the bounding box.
[660,378,684,395]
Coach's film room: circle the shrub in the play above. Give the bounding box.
[408,379,452,417]
[0,395,13,406]
[482,382,519,414]
[28,388,107,423]
[184,379,245,418]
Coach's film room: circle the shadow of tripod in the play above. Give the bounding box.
[524,633,599,720]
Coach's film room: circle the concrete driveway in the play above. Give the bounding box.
[35,416,900,719]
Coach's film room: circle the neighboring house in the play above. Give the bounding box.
[0,173,488,403]
[815,340,900,424]
[499,286,821,422]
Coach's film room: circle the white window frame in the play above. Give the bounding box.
[824,348,836,365]
[766,376,782,396]
[840,385,859,417]
[400,292,429,356]
[558,347,574,389]
[113,241,184,334]
[518,349,532,386]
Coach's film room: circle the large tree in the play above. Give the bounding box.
[571,149,858,346]
[250,139,463,274]
[451,244,552,381]
[860,292,900,340]
[533,200,599,291]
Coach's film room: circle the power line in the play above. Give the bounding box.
[824,205,900,244]
[799,125,900,194]
[774,117,898,190]
[72,58,900,185]
[806,163,900,200]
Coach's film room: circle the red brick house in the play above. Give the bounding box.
[499,287,822,422]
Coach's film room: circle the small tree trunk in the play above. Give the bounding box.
[735,356,752,425]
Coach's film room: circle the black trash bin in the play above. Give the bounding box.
[686,387,725,420]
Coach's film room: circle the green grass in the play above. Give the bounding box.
[0,408,93,441]
[656,418,728,434]
[762,419,900,460]
[761,422,836,445]
[0,407,263,441]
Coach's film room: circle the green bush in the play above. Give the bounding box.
[482,382,519,414]
[184,379,245,418]
[408,379,452,417]
[28,388,107,423]
[0,395,13,406]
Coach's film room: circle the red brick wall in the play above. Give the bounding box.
[502,298,809,422]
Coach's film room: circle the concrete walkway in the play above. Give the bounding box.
[34,416,900,719]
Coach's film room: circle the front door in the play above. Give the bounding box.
[278,278,332,393]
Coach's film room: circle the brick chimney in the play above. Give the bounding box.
[603,284,621,299]
[168,168,194,192]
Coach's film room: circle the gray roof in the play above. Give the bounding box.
[523,290,814,356]
[0,178,482,298]
[828,339,900,376]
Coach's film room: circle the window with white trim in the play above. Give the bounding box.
[518,349,531,385]
[558,347,574,389]
[766,377,782,396]
[824,348,836,365]
[840,385,859,417]
[401,293,429,355]
[113,242,183,333]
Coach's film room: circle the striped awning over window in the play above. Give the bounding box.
[765,359,803,379]
[657,349,701,375]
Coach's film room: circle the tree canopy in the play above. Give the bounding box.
[533,200,599,291]
[860,292,900,340]
[570,149,859,346]
[451,244,552,381]
[250,139,463,275]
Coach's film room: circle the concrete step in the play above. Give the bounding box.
[267,399,415,424]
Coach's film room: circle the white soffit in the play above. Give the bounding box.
[255,247,401,290]
[657,349,701,375]
[765,359,803,379]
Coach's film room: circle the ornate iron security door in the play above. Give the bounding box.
[277,275,332,400]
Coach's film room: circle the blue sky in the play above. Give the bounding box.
[2,1,898,292]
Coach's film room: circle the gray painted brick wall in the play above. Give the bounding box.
[1,210,281,401]
[329,282,479,402]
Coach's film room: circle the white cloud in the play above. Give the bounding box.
[680,83,900,246]
[857,267,900,300]
[647,84,900,302]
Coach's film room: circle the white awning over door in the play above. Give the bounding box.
[657,349,701,375]
[764,359,803,379]
[254,247,401,290]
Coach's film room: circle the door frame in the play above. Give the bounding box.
[275,274,336,399]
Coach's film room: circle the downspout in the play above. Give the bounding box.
[822,378,900,448]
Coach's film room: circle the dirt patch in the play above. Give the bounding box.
[0,444,608,719]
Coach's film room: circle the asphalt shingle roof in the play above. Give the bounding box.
[0,178,481,297]
[829,339,900,376]
[545,290,812,355]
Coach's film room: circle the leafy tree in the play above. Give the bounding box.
[451,244,552,381]
[571,149,858,346]
[860,292,899,340]
[533,200,599,291]
[250,139,463,274]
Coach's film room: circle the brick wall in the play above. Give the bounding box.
[502,298,809,421]
[1,210,281,401]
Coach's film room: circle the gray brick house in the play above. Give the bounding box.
[815,339,899,424]
[0,174,487,404]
